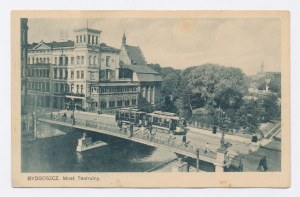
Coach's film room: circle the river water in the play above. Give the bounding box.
[21,124,177,172]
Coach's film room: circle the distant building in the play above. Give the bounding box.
[21,18,28,114]
[24,25,161,113]
[119,32,162,107]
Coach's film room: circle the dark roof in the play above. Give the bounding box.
[122,64,158,74]
[124,45,146,65]
[137,73,162,82]
[28,40,75,50]
[100,43,120,53]
[92,82,139,87]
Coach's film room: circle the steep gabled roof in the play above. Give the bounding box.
[122,64,158,74]
[124,45,146,65]
[136,73,162,82]
[100,43,120,53]
[121,64,162,82]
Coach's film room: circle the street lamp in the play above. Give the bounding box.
[220,111,226,147]
[71,98,75,125]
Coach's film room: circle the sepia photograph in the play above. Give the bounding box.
[11,10,290,187]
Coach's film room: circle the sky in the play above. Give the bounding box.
[27,18,281,75]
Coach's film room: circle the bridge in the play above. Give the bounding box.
[36,112,239,172]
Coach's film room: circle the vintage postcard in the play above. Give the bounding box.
[11,10,290,188]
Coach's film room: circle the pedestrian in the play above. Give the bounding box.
[182,135,186,145]
[205,143,210,154]
[257,156,268,171]
[213,125,217,134]
[251,133,258,143]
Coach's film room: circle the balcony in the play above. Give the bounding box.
[66,92,85,97]
[88,64,98,69]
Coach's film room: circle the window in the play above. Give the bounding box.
[36,58,39,63]
[109,101,115,108]
[105,70,110,80]
[81,85,83,93]
[65,57,68,65]
[60,84,64,92]
[80,35,82,43]
[54,57,57,65]
[66,84,69,92]
[27,58,30,64]
[92,36,94,44]
[47,58,50,64]
[101,102,106,109]
[71,84,74,92]
[96,36,98,44]
[132,99,136,106]
[71,57,74,64]
[125,100,130,106]
[53,68,57,79]
[32,58,35,64]
[47,70,50,78]
[43,58,46,63]
[65,70,68,79]
[77,56,80,64]
[77,71,80,79]
[59,56,63,65]
[117,100,122,107]
[71,71,74,79]
[88,34,90,44]
[93,56,97,65]
[40,58,42,63]
[105,56,110,67]
[81,71,84,79]
[76,85,79,93]
[89,56,92,65]
[76,35,78,43]
[81,56,84,64]
[59,69,63,79]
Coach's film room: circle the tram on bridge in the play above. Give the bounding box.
[115,108,188,135]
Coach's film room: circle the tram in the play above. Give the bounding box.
[115,108,146,126]
[115,108,187,135]
[147,111,187,135]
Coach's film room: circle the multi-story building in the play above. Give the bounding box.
[24,26,162,113]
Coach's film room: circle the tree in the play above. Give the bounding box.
[85,96,94,111]
[214,88,243,110]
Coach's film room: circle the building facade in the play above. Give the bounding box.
[24,26,162,113]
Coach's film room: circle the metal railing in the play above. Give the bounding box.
[38,114,217,160]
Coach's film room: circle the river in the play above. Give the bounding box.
[21,124,177,172]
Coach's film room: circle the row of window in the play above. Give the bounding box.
[27,68,50,78]
[53,68,68,79]
[76,34,99,45]
[28,57,50,64]
[91,87,138,94]
[70,70,85,79]
[97,99,137,108]
[27,81,50,92]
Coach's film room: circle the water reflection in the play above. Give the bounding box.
[22,126,176,172]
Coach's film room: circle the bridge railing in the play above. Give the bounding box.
[38,115,217,160]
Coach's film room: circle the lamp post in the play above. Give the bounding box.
[220,111,226,147]
[72,98,75,125]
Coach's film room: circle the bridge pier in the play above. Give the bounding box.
[214,149,226,172]
[76,133,107,152]
[172,153,189,172]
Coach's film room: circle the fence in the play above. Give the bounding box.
[38,114,217,160]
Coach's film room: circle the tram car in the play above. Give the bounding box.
[147,111,188,135]
[116,109,188,135]
[115,108,146,126]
